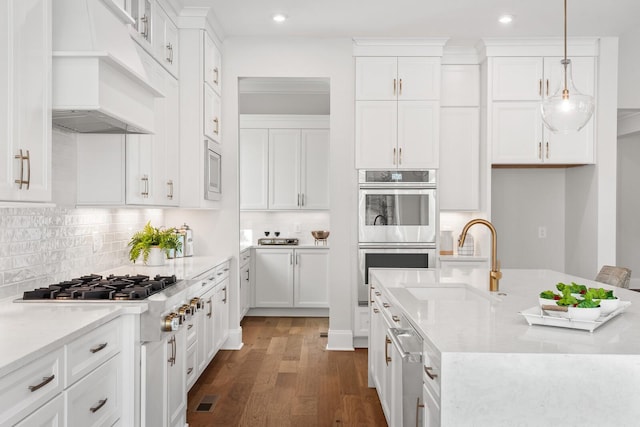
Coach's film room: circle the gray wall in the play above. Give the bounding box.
[617,134,640,287]
[491,169,566,271]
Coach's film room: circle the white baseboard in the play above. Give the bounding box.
[353,336,368,348]
[221,327,244,350]
[326,329,354,351]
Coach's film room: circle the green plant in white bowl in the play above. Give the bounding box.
[128,221,182,265]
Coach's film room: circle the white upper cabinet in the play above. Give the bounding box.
[0,0,51,203]
[203,32,222,95]
[355,55,441,169]
[355,57,440,101]
[240,115,329,211]
[203,84,221,143]
[239,129,269,210]
[489,55,596,165]
[151,2,179,77]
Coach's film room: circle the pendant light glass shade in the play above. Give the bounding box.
[540,0,595,134]
[541,59,594,133]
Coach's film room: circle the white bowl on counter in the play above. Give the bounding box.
[568,306,602,321]
[598,298,620,315]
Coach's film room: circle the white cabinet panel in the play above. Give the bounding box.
[397,57,440,100]
[268,129,301,210]
[491,57,544,101]
[254,249,295,307]
[492,102,543,164]
[14,393,64,427]
[439,108,480,211]
[441,65,479,107]
[126,135,155,204]
[300,129,330,210]
[355,101,397,168]
[204,84,221,143]
[544,56,595,98]
[397,101,439,169]
[203,32,221,95]
[214,278,230,351]
[355,57,398,100]
[141,340,167,427]
[167,328,186,427]
[66,355,121,427]
[294,250,329,307]
[240,129,269,209]
[0,0,51,202]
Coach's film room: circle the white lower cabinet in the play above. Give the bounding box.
[14,393,64,427]
[66,355,121,427]
[142,327,187,427]
[214,277,230,351]
[240,250,251,319]
[1,317,131,426]
[422,382,440,427]
[253,248,329,308]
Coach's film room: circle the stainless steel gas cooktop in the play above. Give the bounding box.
[257,237,299,246]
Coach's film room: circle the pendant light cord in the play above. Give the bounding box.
[563,0,568,93]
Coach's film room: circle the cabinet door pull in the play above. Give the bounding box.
[213,117,219,134]
[416,397,425,427]
[375,291,381,296]
[539,79,542,97]
[538,142,542,160]
[424,366,438,380]
[399,78,403,96]
[393,78,397,96]
[546,79,550,96]
[546,142,550,159]
[223,286,227,303]
[392,315,400,323]
[385,336,391,366]
[167,180,174,200]
[207,299,212,318]
[187,324,193,330]
[140,15,149,39]
[373,308,379,313]
[399,147,402,165]
[187,367,193,375]
[298,193,301,207]
[89,343,108,354]
[14,149,30,189]
[25,150,31,189]
[213,67,219,85]
[393,147,397,165]
[290,253,293,265]
[28,375,55,392]
[383,302,390,308]
[295,254,299,265]
[89,398,108,413]
[301,193,305,207]
[166,43,172,63]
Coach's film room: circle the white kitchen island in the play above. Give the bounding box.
[369,267,640,427]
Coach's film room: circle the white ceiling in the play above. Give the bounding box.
[179,0,640,40]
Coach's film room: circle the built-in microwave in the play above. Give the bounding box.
[204,139,221,201]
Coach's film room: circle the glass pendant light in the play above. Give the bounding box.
[540,0,594,134]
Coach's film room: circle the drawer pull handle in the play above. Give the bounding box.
[375,291,381,296]
[90,343,108,354]
[373,308,380,313]
[424,366,438,380]
[385,336,392,366]
[187,367,193,375]
[28,375,55,392]
[90,398,108,413]
[187,324,193,330]
[392,315,400,323]
[383,303,390,308]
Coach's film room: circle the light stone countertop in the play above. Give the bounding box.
[370,267,640,426]
[371,267,640,354]
[0,256,229,378]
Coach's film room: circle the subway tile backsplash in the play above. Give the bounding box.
[0,207,164,301]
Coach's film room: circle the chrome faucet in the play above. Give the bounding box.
[458,219,502,292]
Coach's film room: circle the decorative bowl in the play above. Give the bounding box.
[598,298,620,315]
[568,306,602,321]
[311,230,330,240]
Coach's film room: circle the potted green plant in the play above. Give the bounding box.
[128,221,182,265]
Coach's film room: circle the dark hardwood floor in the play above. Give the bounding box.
[187,317,387,427]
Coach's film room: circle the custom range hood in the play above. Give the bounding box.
[52,0,162,134]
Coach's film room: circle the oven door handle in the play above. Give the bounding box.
[388,327,422,363]
[358,243,436,250]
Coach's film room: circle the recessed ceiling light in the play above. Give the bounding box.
[272,13,288,23]
[498,14,514,24]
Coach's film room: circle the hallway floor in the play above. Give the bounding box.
[187,317,387,426]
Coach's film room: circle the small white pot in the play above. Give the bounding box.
[146,246,166,266]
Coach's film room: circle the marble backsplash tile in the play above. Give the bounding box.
[0,207,164,301]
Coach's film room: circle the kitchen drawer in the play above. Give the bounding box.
[423,339,441,398]
[240,250,251,266]
[0,348,64,426]
[186,342,197,390]
[215,261,230,281]
[372,290,403,328]
[185,315,197,348]
[14,393,65,427]
[66,318,122,387]
[66,354,121,427]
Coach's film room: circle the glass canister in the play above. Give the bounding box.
[440,230,453,255]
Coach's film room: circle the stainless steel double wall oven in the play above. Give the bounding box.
[358,170,437,304]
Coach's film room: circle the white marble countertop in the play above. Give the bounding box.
[252,244,329,249]
[0,256,229,378]
[371,267,640,355]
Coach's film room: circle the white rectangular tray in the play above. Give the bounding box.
[519,301,631,332]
